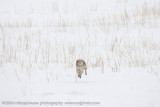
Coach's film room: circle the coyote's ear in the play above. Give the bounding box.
[76,60,79,65]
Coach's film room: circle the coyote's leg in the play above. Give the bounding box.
[77,68,82,78]
[85,70,87,75]
[85,67,87,75]
[78,74,81,78]
[85,69,87,75]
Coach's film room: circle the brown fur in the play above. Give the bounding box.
[76,59,87,78]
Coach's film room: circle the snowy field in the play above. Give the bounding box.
[0,0,160,107]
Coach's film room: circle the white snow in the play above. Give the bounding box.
[0,0,160,107]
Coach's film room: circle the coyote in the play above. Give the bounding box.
[76,59,87,78]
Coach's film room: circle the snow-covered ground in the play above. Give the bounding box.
[0,0,160,107]
[0,65,160,107]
